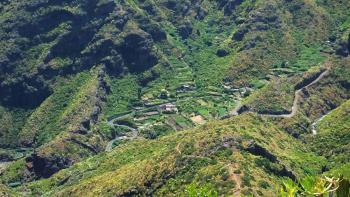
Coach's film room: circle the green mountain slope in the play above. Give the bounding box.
[25,114,326,196]
[0,0,350,196]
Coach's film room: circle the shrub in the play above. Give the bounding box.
[185,183,218,197]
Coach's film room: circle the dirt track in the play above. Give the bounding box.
[229,69,330,119]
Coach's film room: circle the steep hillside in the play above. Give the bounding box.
[0,0,350,196]
[309,99,350,169]
[24,114,327,196]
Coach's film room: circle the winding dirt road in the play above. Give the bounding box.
[105,67,330,150]
[229,68,330,135]
[105,136,130,152]
[105,120,139,152]
[228,69,330,125]
[259,69,330,118]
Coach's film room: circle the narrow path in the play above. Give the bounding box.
[227,163,242,196]
[175,142,182,155]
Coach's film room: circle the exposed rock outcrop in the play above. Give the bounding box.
[335,35,350,57]
[178,21,193,39]
[140,23,167,42]
[244,140,277,162]
[231,1,280,48]
[26,153,74,178]
[216,48,230,57]
[243,140,296,181]
[0,73,52,108]
[223,0,244,15]
[120,29,158,73]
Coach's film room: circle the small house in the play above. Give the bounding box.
[158,104,178,114]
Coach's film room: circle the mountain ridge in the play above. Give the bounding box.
[0,0,350,196]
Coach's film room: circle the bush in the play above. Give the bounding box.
[242,174,254,187]
[185,183,218,197]
[258,180,270,189]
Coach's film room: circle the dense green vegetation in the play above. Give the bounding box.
[23,114,327,196]
[19,71,95,147]
[309,99,350,169]
[0,0,350,196]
